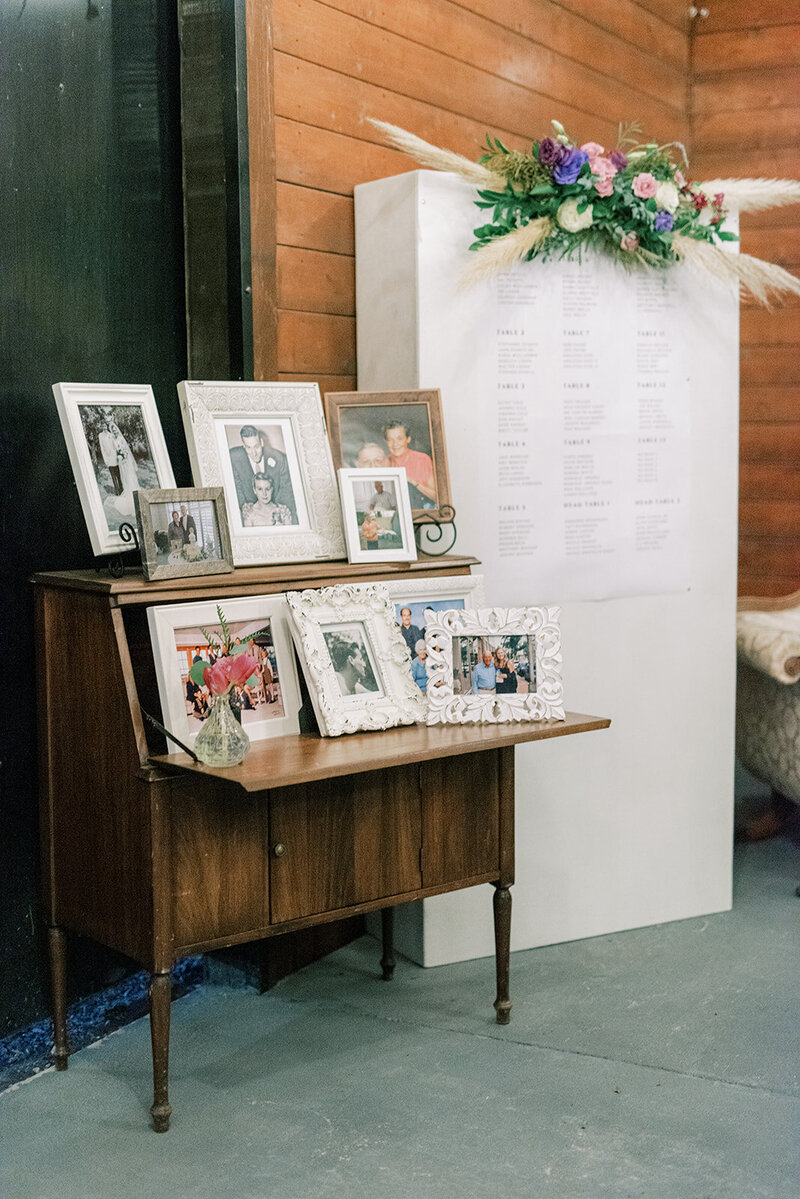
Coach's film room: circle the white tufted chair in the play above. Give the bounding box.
[736,591,800,844]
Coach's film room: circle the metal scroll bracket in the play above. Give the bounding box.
[414,505,457,557]
[94,522,140,578]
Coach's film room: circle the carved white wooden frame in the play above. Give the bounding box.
[53,382,176,557]
[178,380,345,566]
[286,583,427,737]
[425,606,564,725]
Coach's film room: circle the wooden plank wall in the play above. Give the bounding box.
[692,5,800,597]
[245,0,690,399]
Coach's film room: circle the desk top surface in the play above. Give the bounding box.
[32,554,479,605]
[150,712,611,792]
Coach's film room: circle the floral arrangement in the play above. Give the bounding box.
[471,121,735,270]
[371,118,800,304]
[188,605,259,695]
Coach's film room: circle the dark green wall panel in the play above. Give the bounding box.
[0,0,187,1034]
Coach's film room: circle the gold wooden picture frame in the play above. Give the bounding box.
[323,389,452,523]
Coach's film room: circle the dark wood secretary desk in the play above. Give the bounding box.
[34,556,610,1132]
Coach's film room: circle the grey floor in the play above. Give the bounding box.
[2,832,798,1199]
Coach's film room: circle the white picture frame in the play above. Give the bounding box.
[425,606,564,725]
[286,583,426,737]
[147,593,302,749]
[337,466,417,564]
[178,380,345,566]
[384,573,486,695]
[52,382,176,557]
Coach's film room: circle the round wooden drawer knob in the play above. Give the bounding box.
[272,843,287,858]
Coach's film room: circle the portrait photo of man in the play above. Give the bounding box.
[324,627,382,698]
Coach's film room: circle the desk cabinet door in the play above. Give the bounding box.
[269,766,422,924]
[420,753,500,886]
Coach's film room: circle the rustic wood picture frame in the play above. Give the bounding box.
[133,487,234,581]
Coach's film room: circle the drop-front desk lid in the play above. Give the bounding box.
[150,713,611,792]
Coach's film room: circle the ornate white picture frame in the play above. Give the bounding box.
[53,382,176,557]
[147,593,301,749]
[178,381,345,566]
[286,583,426,737]
[337,466,417,564]
[425,606,564,725]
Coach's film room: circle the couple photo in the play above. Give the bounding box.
[323,625,383,698]
[81,404,159,527]
[452,634,536,698]
[150,501,219,565]
[341,405,438,511]
[224,422,301,529]
[353,478,403,552]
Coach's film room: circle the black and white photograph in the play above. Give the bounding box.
[134,487,234,580]
[222,419,305,529]
[53,383,176,556]
[324,389,452,519]
[322,622,383,699]
[451,633,536,697]
[178,381,345,567]
[79,404,159,526]
[338,467,416,564]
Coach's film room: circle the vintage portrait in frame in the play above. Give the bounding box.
[178,381,345,566]
[133,487,234,581]
[323,389,452,521]
[147,593,301,749]
[286,583,426,737]
[337,467,417,564]
[425,606,564,725]
[52,382,176,556]
[384,574,486,694]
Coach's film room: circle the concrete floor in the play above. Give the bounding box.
[2,833,798,1199]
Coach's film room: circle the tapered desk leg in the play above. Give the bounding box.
[149,972,172,1132]
[380,907,395,981]
[492,883,512,1025]
[48,926,69,1070]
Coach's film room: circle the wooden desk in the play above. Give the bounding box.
[34,562,609,1132]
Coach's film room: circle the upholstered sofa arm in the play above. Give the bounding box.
[736,608,800,684]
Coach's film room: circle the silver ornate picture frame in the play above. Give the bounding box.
[286,583,427,737]
[425,606,564,725]
[178,380,345,566]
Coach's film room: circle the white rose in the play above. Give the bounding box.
[556,197,594,233]
[654,181,679,213]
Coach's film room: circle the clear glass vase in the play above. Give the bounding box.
[193,691,250,767]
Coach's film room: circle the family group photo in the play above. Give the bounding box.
[451,633,536,697]
[149,500,221,566]
[80,403,159,528]
[173,618,285,735]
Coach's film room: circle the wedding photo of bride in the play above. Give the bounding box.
[79,403,160,528]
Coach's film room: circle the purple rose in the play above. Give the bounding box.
[654,209,674,232]
[554,148,589,185]
[610,149,628,170]
[538,137,566,167]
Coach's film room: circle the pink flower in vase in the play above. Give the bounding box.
[203,653,259,695]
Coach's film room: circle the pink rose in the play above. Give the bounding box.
[632,172,658,199]
[203,652,260,694]
[592,156,617,197]
[203,658,231,696]
[620,231,640,252]
[581,141,605,159]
